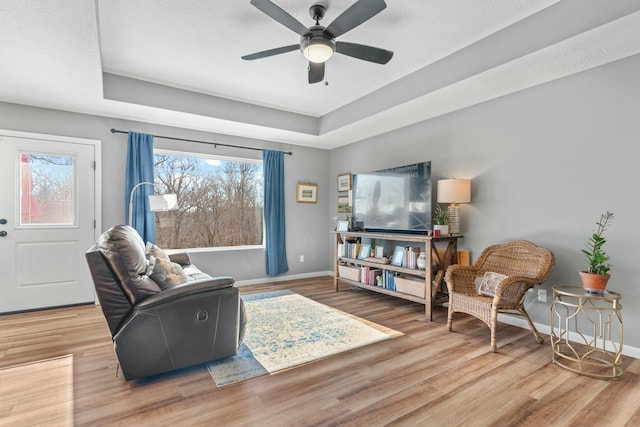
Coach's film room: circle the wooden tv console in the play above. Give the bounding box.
[332,230,462,321]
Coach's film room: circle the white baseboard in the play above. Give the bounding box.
[234,271,334,287]
[498,313,639,359]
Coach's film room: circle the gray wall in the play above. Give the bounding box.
[0,103,331,283]
[330,53,640,349]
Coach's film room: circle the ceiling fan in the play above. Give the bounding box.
[242,0,393,84]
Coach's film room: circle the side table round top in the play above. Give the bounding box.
[552,285,622,300]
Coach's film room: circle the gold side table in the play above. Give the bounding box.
[550,285,623,379]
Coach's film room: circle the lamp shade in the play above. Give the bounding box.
[437,179,471,204]
[148,194,178,212]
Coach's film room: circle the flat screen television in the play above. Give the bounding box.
[352,161,432,234]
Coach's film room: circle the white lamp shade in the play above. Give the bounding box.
[148,194,178,212]
[437,179,471,204]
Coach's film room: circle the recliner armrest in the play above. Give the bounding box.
[136,276,235,310]
[168,252,192,266]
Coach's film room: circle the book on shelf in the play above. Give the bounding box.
[360,266,368,284]
[350,243,361,259]
[376,270,396,291]
[404,246,421,269]
[360,266,381,285]
[342,238,361,259]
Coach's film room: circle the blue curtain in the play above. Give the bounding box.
[263,149,289,276]
[125,132,156,243]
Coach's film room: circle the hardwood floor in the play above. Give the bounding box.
[1,276,639,426]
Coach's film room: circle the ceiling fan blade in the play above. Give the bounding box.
[242,44,300,60]
[336,41,393,64]
[308,62,325,84]
[324,0,387,38]
[250,0,308,36]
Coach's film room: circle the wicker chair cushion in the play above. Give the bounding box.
[479,272,507,297]
[478,271,529,305]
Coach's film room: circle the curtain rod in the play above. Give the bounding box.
[110,128,293,155]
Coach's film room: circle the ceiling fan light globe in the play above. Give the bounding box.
[300,33,335,63]
[303,43,334,63]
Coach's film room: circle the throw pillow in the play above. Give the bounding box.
[145,255,156,276]
[479,271,508,298]
[146,242,170,261]
[149,256,189,290]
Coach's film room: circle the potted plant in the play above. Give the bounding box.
[433,204,449,236]
[580,211,614,293]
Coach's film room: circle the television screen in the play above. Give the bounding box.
[352,161,431,233]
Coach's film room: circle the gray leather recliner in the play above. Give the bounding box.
[85,225,245,380]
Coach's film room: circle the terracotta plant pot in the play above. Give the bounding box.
[579,271,610,294]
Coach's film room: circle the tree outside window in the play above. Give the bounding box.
[153,151,264,250]
[20,153,74,226]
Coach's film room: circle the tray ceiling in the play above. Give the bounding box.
[1,0,639,149]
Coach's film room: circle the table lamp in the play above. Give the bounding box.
[437,179,471,235]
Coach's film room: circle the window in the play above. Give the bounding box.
[20,152,74,226]
[153,150,264,250]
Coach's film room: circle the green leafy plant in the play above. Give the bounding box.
[581,211,614,275]
[433,204,448,225]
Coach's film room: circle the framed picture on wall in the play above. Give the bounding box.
[337,173,351,192]
[337,195,351,213]
[296,183,318,203]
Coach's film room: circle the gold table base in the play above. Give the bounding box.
[550,285,623,379]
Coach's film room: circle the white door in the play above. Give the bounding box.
[0,132,98,313]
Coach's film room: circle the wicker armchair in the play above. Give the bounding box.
[445,240,554,352]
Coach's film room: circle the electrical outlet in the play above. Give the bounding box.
[299,255,304,263]
[538,289,547,303]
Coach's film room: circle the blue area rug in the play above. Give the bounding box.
[207,290,400,387]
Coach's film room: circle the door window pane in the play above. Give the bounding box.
[20,153,74,225]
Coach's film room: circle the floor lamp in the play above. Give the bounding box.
[437,179,471,235]
[128,181,178,226]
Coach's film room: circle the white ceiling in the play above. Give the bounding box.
[1,0,639,149]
